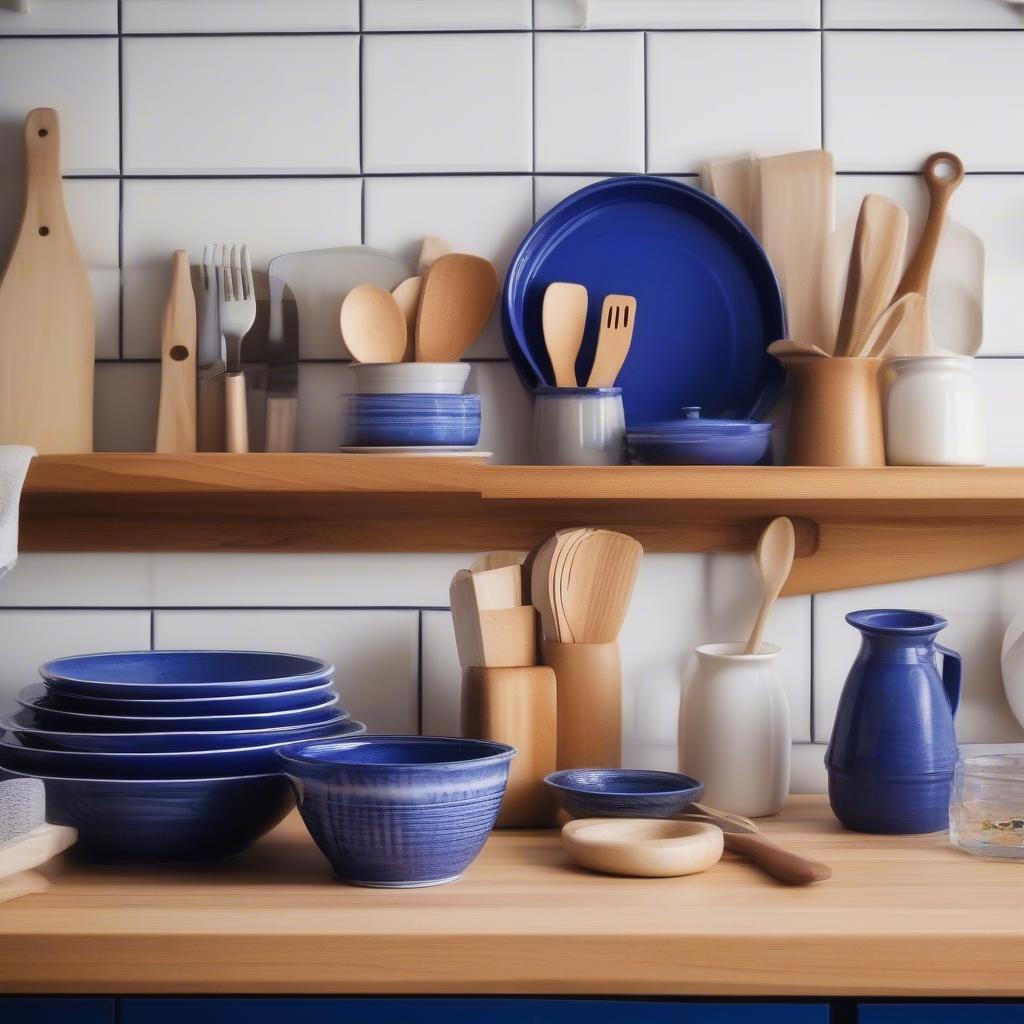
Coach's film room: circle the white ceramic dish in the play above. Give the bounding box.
[350,362,471,395]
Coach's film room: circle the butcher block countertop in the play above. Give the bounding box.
[0,796,1021,997]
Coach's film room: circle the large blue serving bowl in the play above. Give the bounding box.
[17,691,342,732]
[278,735,515,888]
[0,721,367,779]
[0,766,294,863]
[544,768,704,819]
[1,708,353,753]
[41,650,334,699]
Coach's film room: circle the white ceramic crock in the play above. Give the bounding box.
[532,387,626,466]
[884,355,985,466]
[678,642,790,818]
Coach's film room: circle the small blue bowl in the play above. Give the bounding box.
[17,692,343,733]
[544,768,704,819]
[0,721,367,779]
[343,393,482,448]
[41,650,334,699]
[0,766,295,863]
[279,735,515,888]
[1,707,353,753]
[31,680,336,717]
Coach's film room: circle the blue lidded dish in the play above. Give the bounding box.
[627,407,772,466]
[545,767,704,819]
[279,735,515,888]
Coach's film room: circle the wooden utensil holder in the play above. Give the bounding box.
[461,666,557,828]
[778,355,885,466]
[541,640,621,770]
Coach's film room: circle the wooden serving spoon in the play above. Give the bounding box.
[340,283,407,364]
[559,530,643,644]
[542,282,588,388]
[744,517,796,655]
[416,253,498,363]
[391,277,423,363]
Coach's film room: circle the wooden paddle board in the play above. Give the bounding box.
[0,108,95,452]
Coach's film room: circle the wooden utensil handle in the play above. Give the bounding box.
[225,372,249,454]
[265,395,297,453]
[197,374,226,452]
[24,108,61,182]
[724,831,832,885]
[895,152,965,300]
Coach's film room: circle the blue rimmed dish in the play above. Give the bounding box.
[545,768,704,819]
[278,735,515,888]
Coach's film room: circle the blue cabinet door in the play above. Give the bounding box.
[122,998,828,1024]
[0,1000,114,1024]
[862,1007,1024,1023]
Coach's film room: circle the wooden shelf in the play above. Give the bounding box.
[22,454,1024,594]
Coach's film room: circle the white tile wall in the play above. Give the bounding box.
[3,12,1024,791]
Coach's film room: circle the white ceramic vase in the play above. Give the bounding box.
[678,642,790,817]
[1000,612,1024,731]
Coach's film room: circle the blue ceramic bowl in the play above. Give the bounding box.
[343,393,482,448]
[0,721,367,779]
[544,768,704,819]
[41,650,334,698]
[17,691,342,733]
[31,680,336,717]
[1,707,352,753]
[279,735,515,888]
[627,429,772,466]
[0,766,294,863]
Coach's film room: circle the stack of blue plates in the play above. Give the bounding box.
[341,393,481,448]
[627,407,772,466]
[0,650,365,863]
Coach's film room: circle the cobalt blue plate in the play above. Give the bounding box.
[544,767,704,819]
[503,176,785,426]
[41,650,333,699]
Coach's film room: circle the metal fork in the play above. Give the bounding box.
[216,244,256,454]
[196,244,226,451]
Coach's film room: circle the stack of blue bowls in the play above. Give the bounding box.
[0,651,365,863]
[342,393,482,449]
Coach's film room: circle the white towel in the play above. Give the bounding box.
[0,446,34,581]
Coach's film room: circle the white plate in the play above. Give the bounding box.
[339,447,492,459]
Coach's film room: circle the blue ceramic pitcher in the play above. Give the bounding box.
[826,609,961,834]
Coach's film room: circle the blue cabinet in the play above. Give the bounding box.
[862,1007,1024,1023]
[121,999,828,1024]
[0,1000,114,1024]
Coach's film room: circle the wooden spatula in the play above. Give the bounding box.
[559,530,643,644]
[530,534,560,642]
[340,283,407,364]
[470,551,524,574]
[757,150,835,350]
[416,254,498,363]
[745,517,796,655]
[586,295,637,387]
[889,151,966,357]
[0,108,94,452]
[155,250,198,453]
[542,282,588,388]
[450,569,484,670]
[860,293,925,359]
[701,152,757,229]
[767,340,830,359]
[835,195,909,358]
[471,564,522,610]
[391,277,422,363]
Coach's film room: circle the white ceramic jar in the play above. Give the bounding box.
[532,387,626,466]
[885,355,985,466]
[678,642,790,817]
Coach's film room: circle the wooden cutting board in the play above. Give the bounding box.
[0,108,95,452]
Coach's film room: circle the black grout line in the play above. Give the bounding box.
[416,610,424,736]
[148,609,155,650]
[0,606,453,613]
[809,593,817,742]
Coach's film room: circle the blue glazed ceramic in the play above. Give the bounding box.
[16,691,342,732]
[503,176,785,426]
[279,735,515,888]
[0,721,367,779]
[343,393,481,448]
[41,650,334,698]
[826,609,962,835]
[627,406,772,465]
[1,707,352,753]
[0,766,295,863]
[544,768,704,819]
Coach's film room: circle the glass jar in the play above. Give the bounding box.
[950,754,1024,860]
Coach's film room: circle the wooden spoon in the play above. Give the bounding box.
[415,254,498,363]
[889,151,966,357]
[449,569,484,669]
[471,564,522,610]
[340,283,407,364]
[391,277,422,363]
[542,282,588,388]
[701,152,757,229]
[559,530,643,644]
[767,339,830,360]
[470,551,524,574]
[530,535,560,642]
[155,250,197,453]
[744,517,796,655]
[553,527,593,643]
[417,236,451,276]
[835,194,909,358]
[860,293,925,359]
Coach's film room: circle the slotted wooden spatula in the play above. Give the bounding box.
[587,295,637,387]
[156,250,197,453]
[0,108,94,452]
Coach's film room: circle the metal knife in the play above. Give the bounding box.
[265,254,298,452]
[196,244,226,452]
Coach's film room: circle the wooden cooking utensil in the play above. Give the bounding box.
[861,293,925,359]
[155,250,198,453]
[701,152,757,229]
[477,606,538,668]
[586,295,637,388]
[0,108,95,452]
[471,564,522,611]
[542,282,588,388]
[757,150,835,350]
[391,276,423,363]
[836,195,909,358]
[676,802,832,885]
[340,283,407,364]
[558,530,642,644]
[767,339,830,359]
[553,527,593,643]
[470,551,524,574]
[450,569,484,670]
[744,517,796,655]
[417,236,451,276]
[415,254,498,363]
[889,151,966,357]
[530,534,561,642]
